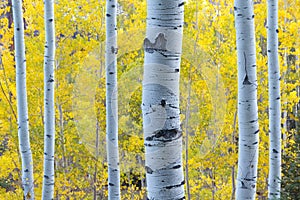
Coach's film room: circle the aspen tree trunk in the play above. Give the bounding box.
[142,1,185,199]
[231,111,237,200]
[105,0,120,199]
[93,121,100,200]
[42,0,55,199]
[234,0,259,199]
[12,0,35,199]
[267,0,281,198]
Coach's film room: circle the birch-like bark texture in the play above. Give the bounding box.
[142,1,185,199]
[42,0,55,199]
[105,0,120,199]
[267,0,281,198]
[234,0,259,199]
[12,0,35,199]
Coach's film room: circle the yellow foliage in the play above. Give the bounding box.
[0,0,299,199]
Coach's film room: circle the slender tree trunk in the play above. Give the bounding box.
[12,0,34,199]
[296,55,300,133]
[267,0,281,199]
[231,111,237,200]
[234,0,259,199]
[281,0,288,147]
[94,120,100,200]
[58,104,67,172]
[105,0,120,199]
[42,0,55,199]
[142,1,185,199]
[185,74,191,200]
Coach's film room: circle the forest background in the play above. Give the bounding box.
[0,0,299,199]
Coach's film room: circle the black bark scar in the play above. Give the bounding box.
[243,52,252,85]
[145,129,181,142]
[144,33,167,53]
[111,46,118,54]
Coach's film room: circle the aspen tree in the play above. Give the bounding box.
[142,0,185,199]
[234,0,259,199]
[12,0,34,199]
[106,0,120,199]
[42,0,55,199]
[267,0,281,198]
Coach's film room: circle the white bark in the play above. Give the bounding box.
[234,0,259,199]
[267,0,281,199]
[12,0,35,199]
[105,0,120,199]
[42,0,55,199]
[142,1,185,199]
